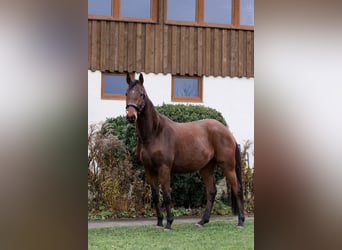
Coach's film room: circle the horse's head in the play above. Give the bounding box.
[125,73,146,123]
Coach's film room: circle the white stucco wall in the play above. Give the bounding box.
[88,71,254,165]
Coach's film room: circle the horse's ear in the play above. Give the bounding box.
[139,73,144,85]
[126,73,131,85]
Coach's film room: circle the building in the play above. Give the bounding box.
[88,0,254,164]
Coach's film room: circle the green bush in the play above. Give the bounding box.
[101,104,228,208]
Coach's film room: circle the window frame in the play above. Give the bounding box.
[88,0,158,23]
[101,72,133,100]
[171,75,203,103]
[165,0,254,30]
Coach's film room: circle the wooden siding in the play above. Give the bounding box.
[88,20,254,78]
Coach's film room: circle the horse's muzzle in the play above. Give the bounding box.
[126,114,137,123]
[126,104,138,123]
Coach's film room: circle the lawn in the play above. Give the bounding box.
[88,218,254,250]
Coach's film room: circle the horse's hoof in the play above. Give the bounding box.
[155,225,164,229]
[237,225,244,229]
[164,228,171,232]
[195,223,203,227]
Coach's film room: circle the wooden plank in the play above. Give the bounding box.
[154,23,163,73]
[188,27,195,76]
[136,23,144,72]
[108,22,114,72]
[112,22,119,71]
[132,23,137,72]
[167,26,172,74]
[210,29,215,76]
[243,30,248,77]
[184,27,190,74]
[205,28,211,76]
[145,24,155,73]
[197,27,203,75]
[117,22,126,72]
[100,21,106,70]
[144,24,151,72]
[192,28,198,75]
[91,21,100,71]
[213,28,221,76]
[123,22,129,72]
[251,32,254,77]
[221,29,227,76]
[176,26,181,74]
[162,25,170,73]
[105,22,111,72]
[246,31,254,77]
[171,25,178,75]
[230,29,237,77]
[180,26,186,75]
[238,30,246,77]
[88,21,92,70]
[226,30,231,76]
[127,22,135,72]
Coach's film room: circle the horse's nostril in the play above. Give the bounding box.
[126,115,136,123]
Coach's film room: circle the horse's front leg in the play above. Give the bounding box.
[159,165,174,230]
[146,169,163,228]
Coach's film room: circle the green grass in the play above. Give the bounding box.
[88,219,254,250]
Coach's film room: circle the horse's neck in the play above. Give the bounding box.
[136,97,160,143]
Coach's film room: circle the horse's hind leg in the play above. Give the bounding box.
[224,168,245,228]
[197,162,217,227]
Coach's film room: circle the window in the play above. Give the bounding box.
[88,0,112,16]
[240,0,254,26]
[204,0,232,24]
[88,0,157,22]
[167,0,196,22]
[172,76,203,102]
[101,73,130,99]
[121,0,151,18]
[165,0,254,29]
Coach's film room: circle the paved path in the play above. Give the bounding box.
[88,215,254,229]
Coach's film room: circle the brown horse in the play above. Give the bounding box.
[125,73,244,230]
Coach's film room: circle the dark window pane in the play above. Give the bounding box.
[88,0,112,16]
[121,0,151,18]
[104,75,127,94]
[167,0,196,22]
[204,0,232,24]
[174,78,198,96]
[240,0,254,26]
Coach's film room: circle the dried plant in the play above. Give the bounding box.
[88,124,151,217]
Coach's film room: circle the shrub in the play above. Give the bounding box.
[241,140,254,213]
[88,124,151,219]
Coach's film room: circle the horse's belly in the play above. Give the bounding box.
[173,150,213,173]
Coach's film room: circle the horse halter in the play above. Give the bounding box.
[126,93,146,114]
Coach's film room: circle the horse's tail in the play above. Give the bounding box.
[231,142,243,215]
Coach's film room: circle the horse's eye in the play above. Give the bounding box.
[141,93,145,97]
